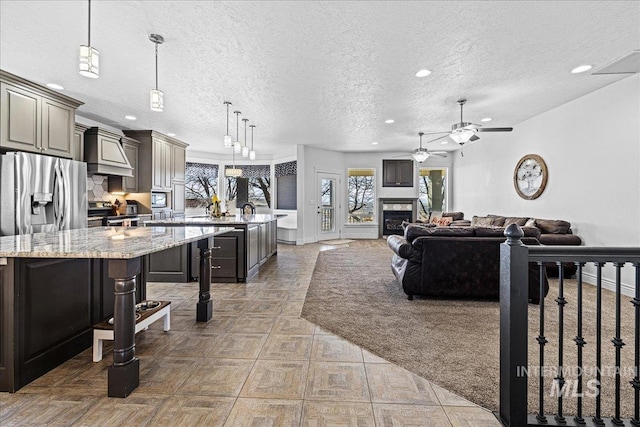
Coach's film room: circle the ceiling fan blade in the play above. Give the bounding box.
[425,135,450,144]
[429,151,448,155]
[430,153,448,158]
[421,131,450,136]
[391,154,411,158]
[476,127,513,132]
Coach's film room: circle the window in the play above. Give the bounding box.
[275,161,297,210]
[347,168,375,223]
[185,162,218,208]
[225,164,271,209]
[418,168,447,220]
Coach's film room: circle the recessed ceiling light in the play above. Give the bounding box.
[46,83,64,90]
[125,115,137,120]
[571,64,593,74]
[480,117,492,122]
[167,133,176,137]
[371,142,379,145]
[415,69,432,78]
[385,119,395,124]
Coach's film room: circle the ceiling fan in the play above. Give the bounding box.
[424,99,513,146]
[395,132,448,163]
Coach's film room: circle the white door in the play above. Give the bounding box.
[316,172,341,241]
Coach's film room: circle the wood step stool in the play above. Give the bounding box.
[93,300,171,362]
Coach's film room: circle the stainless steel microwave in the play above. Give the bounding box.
[151,192,167,208]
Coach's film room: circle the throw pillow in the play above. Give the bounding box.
[442,211,464,221]
[504,217,528,227]
[525,218,536,228]
[535,219,571,234]
[430,216,441,225]
[471,216,494,227]
[437,217,453,226]
[487,215,506,226]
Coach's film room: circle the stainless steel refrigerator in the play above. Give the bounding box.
[0,152,87,236]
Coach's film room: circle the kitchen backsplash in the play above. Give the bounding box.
[87,174,114,202]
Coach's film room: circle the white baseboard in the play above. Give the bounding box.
[582,272,635,297]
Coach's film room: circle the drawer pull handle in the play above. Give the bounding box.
[212,266,222,269]
[212,246,222,250]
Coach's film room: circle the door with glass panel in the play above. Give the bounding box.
[316,172,341,241]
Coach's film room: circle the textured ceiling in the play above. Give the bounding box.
[1,1,638,158]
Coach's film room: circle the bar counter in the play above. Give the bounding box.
[0,225,234,397]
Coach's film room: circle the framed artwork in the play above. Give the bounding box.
[513,154,548,200]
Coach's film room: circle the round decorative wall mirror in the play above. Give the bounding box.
[513,154,548,200]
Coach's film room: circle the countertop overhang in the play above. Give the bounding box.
[144,214,286,226]
[0,226,235,259]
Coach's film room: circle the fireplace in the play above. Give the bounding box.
[379,198,417,236]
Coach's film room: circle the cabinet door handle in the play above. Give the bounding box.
[212,246,221,250]
[212,266,222,269]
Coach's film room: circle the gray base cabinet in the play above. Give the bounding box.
[145,245,188,283]
[0,258,144,392]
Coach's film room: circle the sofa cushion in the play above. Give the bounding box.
[504,217,529,227]
[539,234,582,245]
[536,218,571,234]
[487,215,506,226]
[471,216,494,227]
[442,211,464,221]
[405,224,475,242]
[474,226,541,238]
[451,219,471,227]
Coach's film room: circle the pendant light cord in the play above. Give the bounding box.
[251,126,254,150]
[155,42,159,90]
[87,0,91,45]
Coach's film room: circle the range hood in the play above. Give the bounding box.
[84,127,133,177]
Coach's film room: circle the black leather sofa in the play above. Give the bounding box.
[388,224,550,303]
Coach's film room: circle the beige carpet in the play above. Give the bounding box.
[301,239,637,418]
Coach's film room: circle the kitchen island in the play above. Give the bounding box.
[0,225,233,397]
[144,214,283,282]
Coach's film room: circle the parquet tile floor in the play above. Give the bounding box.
[0,242,500,426]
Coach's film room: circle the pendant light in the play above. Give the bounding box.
[78,0,99,78]
[149,34,164,112]
[233,110,242,154]
[241,118,250,158]
[223,101,232,148]
[226,111,243,177]
[249,125,256,160]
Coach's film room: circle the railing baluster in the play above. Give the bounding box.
[555,262,567,423]
[611,263,625,426]
[574,262,586,425]
[631,262,640,427]
[594,262,604,426]
[537,261,548,424]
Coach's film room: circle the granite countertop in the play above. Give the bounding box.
[0,226,235,259]
[144,214,286,226]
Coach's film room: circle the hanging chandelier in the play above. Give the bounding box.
[249,124,256,160]
[149,34,164,112]
[226,110,243,177]
[223,101,232,148]
[78,0,99,78]
[242,118,250,158]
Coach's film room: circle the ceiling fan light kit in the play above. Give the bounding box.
[149,34,164,112]
[78,0,99,78]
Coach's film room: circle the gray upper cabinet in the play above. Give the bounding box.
[122,130,188,194]
[382,159,414,187]
[73,123,88,162]
[0,70,82,159]
[121,137,140,193]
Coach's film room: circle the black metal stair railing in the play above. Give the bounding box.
[498,224,640,427]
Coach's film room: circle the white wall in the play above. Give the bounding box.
[453,75,640,293]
